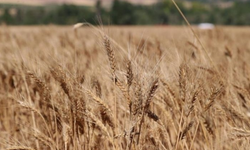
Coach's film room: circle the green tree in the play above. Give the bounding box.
[111,0,136,25]
[1,8,13,24]
[96,0,101,17]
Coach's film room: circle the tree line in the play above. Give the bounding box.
[0,0,250,25]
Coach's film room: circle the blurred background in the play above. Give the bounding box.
[0,0,249,25]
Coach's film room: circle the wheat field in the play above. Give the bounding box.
[0,25,250,150]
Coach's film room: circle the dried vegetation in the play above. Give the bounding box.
[0,26,250,150]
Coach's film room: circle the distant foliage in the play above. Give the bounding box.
[0,0,250,25]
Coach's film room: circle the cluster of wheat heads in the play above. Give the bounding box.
[1,26,250,150]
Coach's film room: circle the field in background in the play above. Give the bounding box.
[1,26,250,150]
